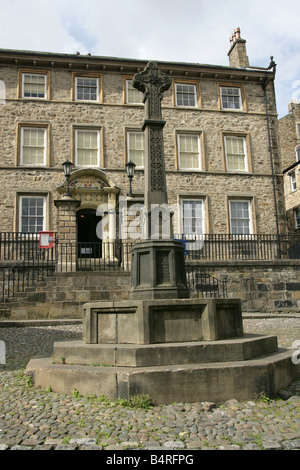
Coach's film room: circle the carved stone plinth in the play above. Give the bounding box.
[82,298,243,345]
[129,240,188,300]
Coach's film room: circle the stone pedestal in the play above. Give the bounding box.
[82,298,243,345]
[129,240,189,300]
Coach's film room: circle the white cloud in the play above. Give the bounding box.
[0,0,299,117]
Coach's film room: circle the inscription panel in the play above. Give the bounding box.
[150,305,204,343]
[156,250,170,285]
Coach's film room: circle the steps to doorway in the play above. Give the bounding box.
[0,272,131,320]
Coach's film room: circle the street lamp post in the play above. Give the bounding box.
[62,160,73,196]
[125,160,136,197]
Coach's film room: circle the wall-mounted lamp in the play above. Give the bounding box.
[62,160,73,196]
[125,160,136,197]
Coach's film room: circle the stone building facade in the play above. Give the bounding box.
[0,29,286,255]
[278,102,300,233]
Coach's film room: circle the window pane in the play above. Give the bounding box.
[21,128,46,165]
[176,84,197,107]
[225,136,246,171]
[76,130,99,166]
[230,201,251,235]
[128,132,144,167]
[76,77,98,101]
[221,87,242,109]
[23,74,46,98]
[126,80,144,104]
[291,173,297,191]
[178,135,200,169]
[182,200,204,235]
[20,197,45,233]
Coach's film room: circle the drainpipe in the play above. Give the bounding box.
[262,68,281,258]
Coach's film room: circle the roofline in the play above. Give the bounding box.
[283,160,300,174]
[0,48,274,81]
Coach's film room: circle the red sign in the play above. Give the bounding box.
[39,231,54,249]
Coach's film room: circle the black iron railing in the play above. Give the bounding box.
[186,265,228,298]
[0,232,58,261]
[56,241,134,272]
[1,232,300,303]
[174,233,300,261]
[1,232,300,264]
[0,252,57,302]
[0,233,57,302]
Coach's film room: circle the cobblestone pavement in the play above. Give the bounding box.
[0,315,299,451]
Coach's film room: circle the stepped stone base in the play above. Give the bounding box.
[25,297,300,404]
[52,335,278,367]
[27,348,299,404]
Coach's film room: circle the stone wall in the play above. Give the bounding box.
[283,164,300,232]
[0,59,286,236]
[3,271,131,320]
[278,102,300,171]
[2,260,300,320]
[188,260,300,312]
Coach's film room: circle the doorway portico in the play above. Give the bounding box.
[55,168,120,270]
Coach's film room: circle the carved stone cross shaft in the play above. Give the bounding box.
[132,62,172,222]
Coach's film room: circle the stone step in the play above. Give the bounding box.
[0,307,10,319]
[52,334,279,367]
[26,348,300,405]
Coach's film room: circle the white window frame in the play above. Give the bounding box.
[294,208,300,229]
[127,131,144,168]
[75,76,99,102]
[175,83,197,107]
[220,86,242,110]
[126,80,144,104]
[224,135,248,172]
[296,146,300,162]
[19,195,46,233]
[290,172,297,192]
[181,199,205,237]
[229,200,253,235]
[20,127,47,166]
[177,134,201,170]
[22,73,47,99]
[75,129,100,167]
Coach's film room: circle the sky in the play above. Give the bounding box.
[0,0,299,118]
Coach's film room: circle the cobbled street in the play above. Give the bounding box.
[0,315,299,451]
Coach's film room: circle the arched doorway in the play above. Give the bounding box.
[56,168,120,269]
[77,208,102,258]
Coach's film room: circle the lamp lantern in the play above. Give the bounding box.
[62,160,73,196]
[125,160,136,197]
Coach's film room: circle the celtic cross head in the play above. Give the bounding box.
[132,62,172,120]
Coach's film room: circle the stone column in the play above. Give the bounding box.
[103,190,118,263]
[54,196,81,272]
[129,62,189,299]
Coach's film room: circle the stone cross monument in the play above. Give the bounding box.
[132,62,171,213]
[129,62,189,299]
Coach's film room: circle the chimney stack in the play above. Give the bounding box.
[228,27,249,68]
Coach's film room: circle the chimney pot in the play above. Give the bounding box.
[234,27,241,39]
[228,28,249,68]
